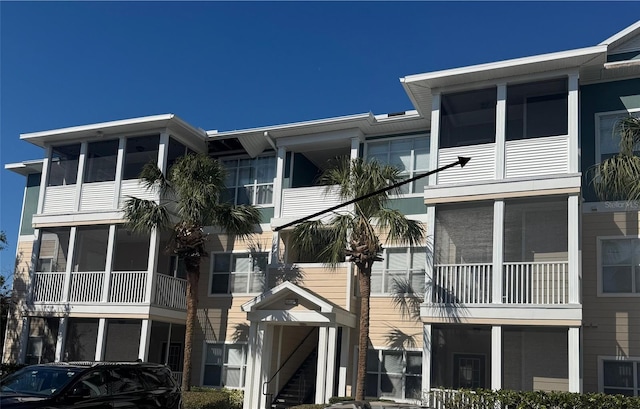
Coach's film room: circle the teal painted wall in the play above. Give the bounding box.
[259,207,274,224]
[580,78,640,202]
[388,197,426,216]
[20,173,41,236]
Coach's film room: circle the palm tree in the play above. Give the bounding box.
[290,157,425,401]
[590,115,640,201]
[124,153,260,392]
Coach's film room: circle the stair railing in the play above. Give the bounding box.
[262,327,319,402]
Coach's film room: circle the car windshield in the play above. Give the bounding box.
[0,366,78,396]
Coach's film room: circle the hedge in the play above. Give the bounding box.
[183,388,243,409]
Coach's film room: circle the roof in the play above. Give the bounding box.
[5,159,44,176]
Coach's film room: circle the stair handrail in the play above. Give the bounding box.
[262,327,319,397]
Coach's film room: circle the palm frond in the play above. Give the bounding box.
[210,203,261,238]
[589,154,640,201]
[139,161,172,196]
[376,208,426,246]
[615,115,640,155]
[123,197,170,233]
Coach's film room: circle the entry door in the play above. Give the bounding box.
[453,354,486,389]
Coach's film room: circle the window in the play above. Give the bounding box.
[122,135,159,180]
[73,226,110,272]
[371,247,426,295]
[48,144,80,186]
[166,137,195,174]
[203,343,247,388]
[602,359,640,396]
[222,156,276,205]
[84,139,119,183]
[366,349,422,400]
[210,253,268,294]
[440,88,496,148]
[596,110,640,161]
[37,228,71,273]
[600,238,640,294]
[367,135,430,194]
[506,78,568,140]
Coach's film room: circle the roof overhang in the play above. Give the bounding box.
[5,159,44,176]
[20,114,208,150]
[401,45,608,117]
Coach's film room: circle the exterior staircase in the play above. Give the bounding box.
[271,348,318,409]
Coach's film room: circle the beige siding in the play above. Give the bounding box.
[368,297,422,349]
[582,212,640,393]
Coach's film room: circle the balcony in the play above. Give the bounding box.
[31,271,186,311]
[274,185,352,227]
[430,261,569,306]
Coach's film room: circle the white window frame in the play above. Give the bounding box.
[595,108,640,163]
[208,252,268,296]
[201,342,248,389]
[597,236,640,297]
[366,348,422,402]
[370,247,427,297]
[598,356,640,396]
[222,154,276,207]
[364,134,430,197]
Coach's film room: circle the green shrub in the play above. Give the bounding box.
[329,396,355,404]
[226,389,244,409]
[183,388,232,409]
[0,362,26,378]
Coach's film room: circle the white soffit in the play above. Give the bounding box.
[5,160,44,176]
[599,20,640,49]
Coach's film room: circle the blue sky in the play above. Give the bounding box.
[1,1,639,276]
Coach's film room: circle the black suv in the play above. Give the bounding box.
[0,361,182,409]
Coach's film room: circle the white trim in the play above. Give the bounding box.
[94,318,107,361]
[38,146,52,214]
[492,201,504,304]
[491,326,502,390]
[242,280,335,313]
[422,324,431,393]
[596,235,640,297]
[495,84,506,179]
[315,326,329,404]
[208,251,269,296]
[429,93,440,186]
[568,195,580,304]
[420,304,582,321]
[597,355,640,395]
[594,108,640,163]
[599,20,640,46]
[568,327,580,392]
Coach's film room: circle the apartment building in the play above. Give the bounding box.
[3,20,640,407]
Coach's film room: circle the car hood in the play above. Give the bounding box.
[0,394,49,408]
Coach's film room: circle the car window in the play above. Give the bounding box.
[139,367,175,390]
[0,367,77,396]
[108,367,145,393]
[72,370,109,398]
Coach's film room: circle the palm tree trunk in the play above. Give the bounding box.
[355,267,371,401]
[181,264,200,392]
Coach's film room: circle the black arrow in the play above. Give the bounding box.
[274,156,470,232]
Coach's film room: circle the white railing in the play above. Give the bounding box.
[68,272,105,302]
[425,389,481,409]
[503,261,568,304]
[32,272,65,302]
[432,264,493,304]
[109,271,147,303]
[172,371,183,386]
[154,274,187,310]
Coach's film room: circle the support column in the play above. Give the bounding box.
[492,201,505,304]
[425,206,436,304]
[350,137,360,160]
[37,146,52,214]
[325,326,338,402]
[260,325,274,409]
[138,319,152,361]
[568,73,579,174]
[316,326,329,404]
[568,195,580,304]
[61,227,77,303]
[54,317,68,362]
[243,322,258,409]
[145,228,160,303]
[491,326,502,390]
[101,225,117,302]
[568,327,580,392]
[338,327,351,396]
[429,93,441,186]
[495,83,506,179]
[74,142,88,212]
[112,137,126,209]
[95,318,107,361]
[422,324,432,393]
[18,316,30,364]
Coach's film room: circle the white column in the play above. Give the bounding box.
[325,325,338,402]
[61,227,77,302]
[74,142,87,212]
[495,83,506,180]
[568,327,580,392]
[95,318,107,361]
[568,195,580,304]
[568,73,579,174]
[491,326,502,390]
[429,92,441,186]
[315,326,329,404]
[138,319,152,360]
[422,324,432,393]
[273,146,286,218]
[101,225,117,302]
[350,137,360,160]
[426,205,436,304]
[18,316,30,363]
[54,317,67,362]
[158,132,170,173]
[492,200,504,304]
[260,325,274,409]
[112,137,126,209]
[338,327,351,396]
[145,228,160,304]
[243,323,258,409]
[37,146,52,214]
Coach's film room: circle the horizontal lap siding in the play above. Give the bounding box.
[43,185,76,214]
[80,182,116,211]
[368,298,422,349]
[582,211,640,392]
[505,135,568,178]
[437,144,495,184]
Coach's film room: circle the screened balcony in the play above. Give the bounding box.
[429,198,571,307]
